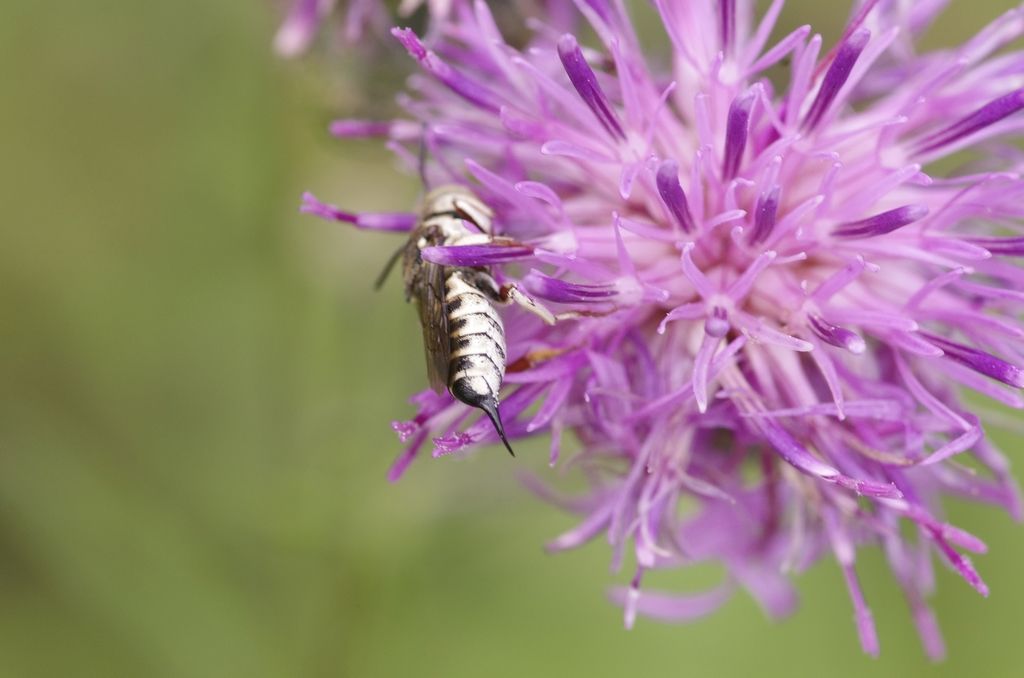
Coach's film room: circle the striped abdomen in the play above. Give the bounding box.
[445,271,506,410]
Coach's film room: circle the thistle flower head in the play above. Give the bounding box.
[306,0,1024,658]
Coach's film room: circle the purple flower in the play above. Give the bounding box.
[274,0,575,56]
[275,0,362,56]
[274,0,449,56]
[306,0,1024,659]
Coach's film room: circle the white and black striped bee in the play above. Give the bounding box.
[382,185,553,455]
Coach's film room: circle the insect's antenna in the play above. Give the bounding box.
[479,398,515,457]
[373,243,405,290]
[417,123,430,190]
[378,125,432,291]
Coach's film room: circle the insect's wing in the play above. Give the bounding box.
[405,235,450,394]
[419,261,451,393]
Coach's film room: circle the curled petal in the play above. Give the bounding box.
[808,315,866,353]
[523,270,619,303]
[301,192,415,231]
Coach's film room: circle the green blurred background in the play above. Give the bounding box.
[2,1,1023,676]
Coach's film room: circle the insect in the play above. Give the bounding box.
[380,185,554,455]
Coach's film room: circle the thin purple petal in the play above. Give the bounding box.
[833,205,928,238]
[749,186,780,245]
[557,33,626,140]
[917,88,1024,153]
[722,90,755,180]
[421,243,536,266]
[656,160,696,233]
[300,192,416,231]
[803,28,870,130]
[922,333,1024,388]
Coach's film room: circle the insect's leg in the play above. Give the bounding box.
[498,283,557,325]
[463,268,573,325]
[464,270,502,300]
[465,270,557,326]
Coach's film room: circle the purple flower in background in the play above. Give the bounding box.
[275,0,382,56]
[274,0,575,55]
[305,0,1024,659]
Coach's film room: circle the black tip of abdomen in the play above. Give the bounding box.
[450,380,515,457]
